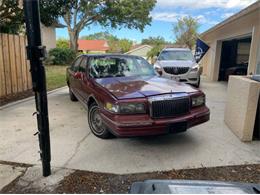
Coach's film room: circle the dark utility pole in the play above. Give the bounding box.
[23,0,51,177]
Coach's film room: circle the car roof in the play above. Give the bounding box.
[162,48,191,52]
[79,53,142,58]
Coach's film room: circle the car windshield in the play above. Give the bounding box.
[158,50,194,61]
[89,56,156,78]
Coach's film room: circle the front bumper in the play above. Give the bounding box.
[100,106,210,137]
[162,68,200,85]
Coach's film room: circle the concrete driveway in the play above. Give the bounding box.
[0,81,260,174]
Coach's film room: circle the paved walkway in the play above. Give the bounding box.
[0,81,259,174]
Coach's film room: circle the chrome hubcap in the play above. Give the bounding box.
[91,107,104,134]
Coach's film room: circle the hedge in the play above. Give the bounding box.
[46,48,76,65]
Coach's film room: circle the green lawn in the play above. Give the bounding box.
[45,65,68,91]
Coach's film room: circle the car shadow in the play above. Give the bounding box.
[122,132,199,148]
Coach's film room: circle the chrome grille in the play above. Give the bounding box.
[150,97,190,118]
[163,67,190,75]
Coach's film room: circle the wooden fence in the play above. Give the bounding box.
[0,33,32,98]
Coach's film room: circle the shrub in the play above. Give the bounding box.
[56,38,69,49]
[46,48,76,65]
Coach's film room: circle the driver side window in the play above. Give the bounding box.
[79,57,87,73]
[71,57,82,72]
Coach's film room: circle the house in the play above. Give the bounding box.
[125,45,153,59]
[41,22,65,51]
[199,1,260,142]
[200,1,260,81]
[77,40,109,53]
[17,0,64,52]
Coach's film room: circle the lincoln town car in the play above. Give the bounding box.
[66,54,210,139]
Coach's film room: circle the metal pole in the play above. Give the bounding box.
[23,0,51,177]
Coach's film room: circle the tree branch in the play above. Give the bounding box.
[73,1,78,28]
[63,11,72,30]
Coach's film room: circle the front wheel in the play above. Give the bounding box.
[88,103,112,139]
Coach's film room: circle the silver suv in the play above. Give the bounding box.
[154,48,201,87]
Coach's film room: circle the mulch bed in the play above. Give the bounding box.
[1,164,260,193]
[0,90,33,107]
[56,164,260,193]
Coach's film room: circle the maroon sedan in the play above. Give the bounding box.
[66,54,210,139]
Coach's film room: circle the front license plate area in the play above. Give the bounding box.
[171,76,180,81]
[168,122,187,134]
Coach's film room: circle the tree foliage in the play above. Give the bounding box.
[1,0,155,52]
[39,0,66,26]
[141,36,170,46]
[147,44,164,61]
[81,32,118,41]
[56,38,70,49]
[62,0,156,51]
[118,39,133,53]
[0,0,23,33]
[46,48,76,65]
[173,16,199,49]
[0,0,65,34]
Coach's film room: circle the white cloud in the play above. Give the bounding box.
[156,0,257,9]
[151,12,219,25]
[151,12,187,22]
[195,15,219,25]
[221,12,235,18]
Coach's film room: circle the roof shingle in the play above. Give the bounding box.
[77,40,109,51]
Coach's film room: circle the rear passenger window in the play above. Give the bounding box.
[71,57,82,72]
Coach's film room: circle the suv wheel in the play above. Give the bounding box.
[69,87,78,101]
[88,102,112,139]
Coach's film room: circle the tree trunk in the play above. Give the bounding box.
[68,29,79,52]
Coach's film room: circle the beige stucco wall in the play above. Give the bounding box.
[224,76,260,141]
[41,24,56,51]
[201,5,260,81]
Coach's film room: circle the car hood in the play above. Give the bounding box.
[157,60,196,68]
[95,76,198,100]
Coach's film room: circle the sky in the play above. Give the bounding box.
[56,0,258,43]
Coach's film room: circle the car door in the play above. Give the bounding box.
[68,56,83,98]
[81,56,95,101]
[78,56,88,99]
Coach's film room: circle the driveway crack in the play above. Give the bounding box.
[63,132,91,167]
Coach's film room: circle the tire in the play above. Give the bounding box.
[69,87,78,102]
[88,102,112,139]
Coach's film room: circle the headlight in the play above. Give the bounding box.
[105,102,146,114]
[192,95,205,107]
[191,65,199,72]
[105,103,119,113]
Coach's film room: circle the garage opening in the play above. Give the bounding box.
[218,37,251,81]
[254,92,260,140]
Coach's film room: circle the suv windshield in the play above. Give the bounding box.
[89,56,155,78]
[159,50,194,61]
